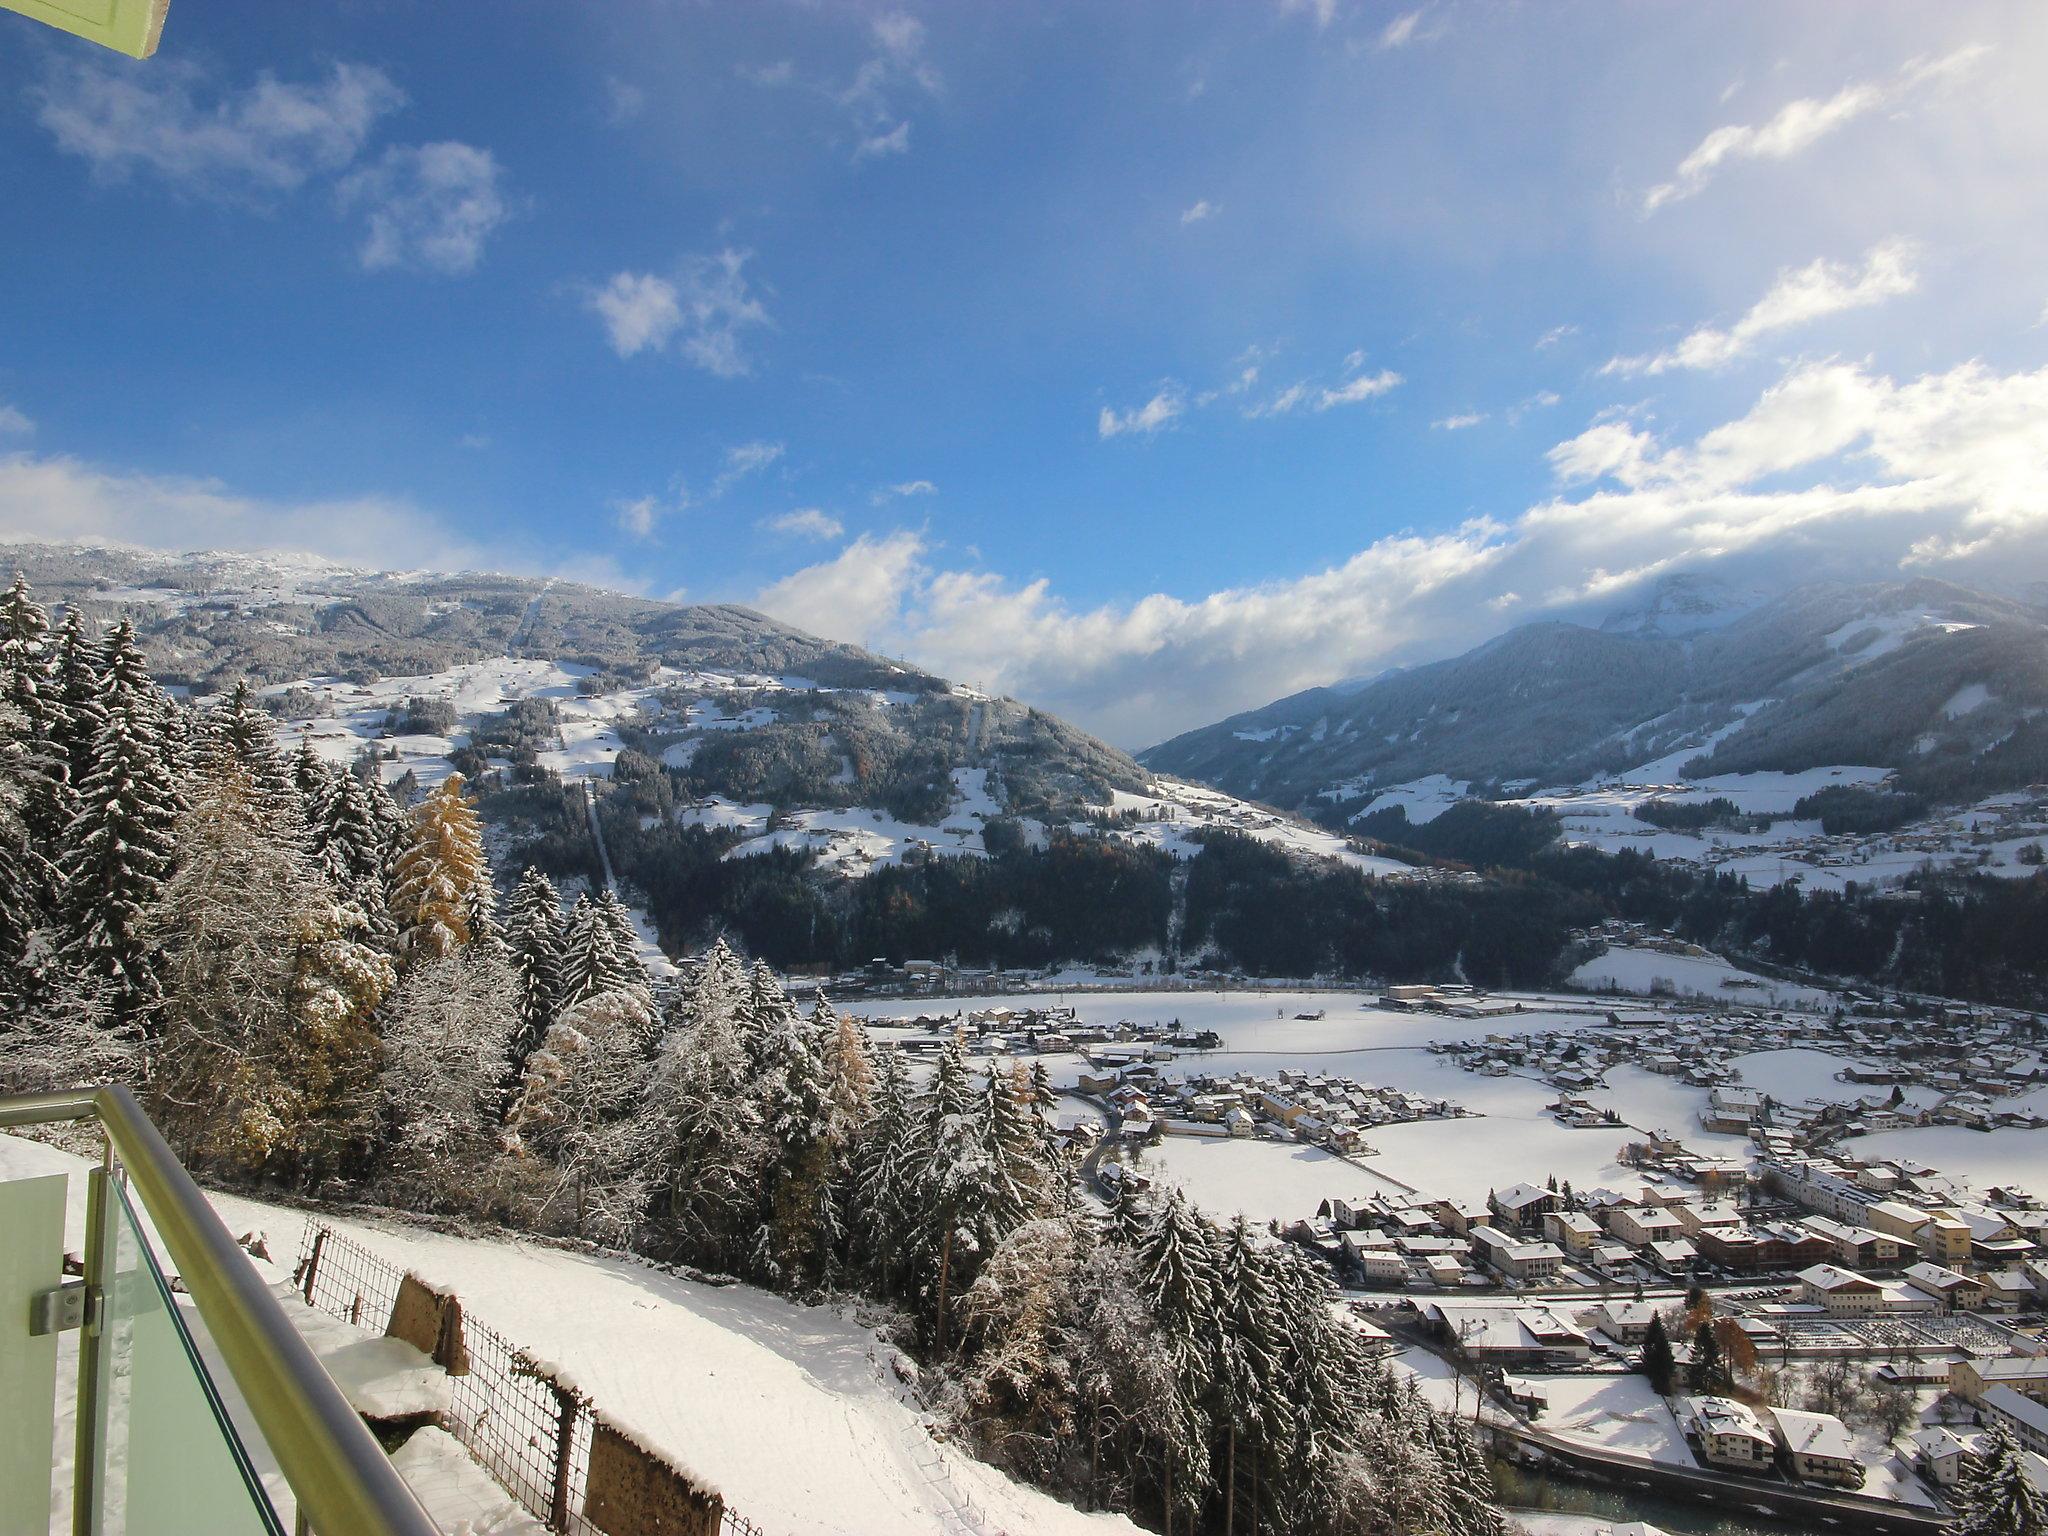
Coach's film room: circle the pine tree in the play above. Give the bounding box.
[1641,1311,1677,1395]
[56,707,179,1027]
[0,575,67,855]
[1132,1191,1218,1534]
[50,607,107,797]
[390,773,489,960]
[648,940,762,1269]
[559,890,644,1007]
[910,1033,984,1351]
[1954,1424,2048,1536]
[752,980,833,1287]
[1688,1317,1730,1395]
[850,1047,915,1296]
[503,867,565,1085]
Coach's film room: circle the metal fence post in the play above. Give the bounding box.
[72,1153,115,1536]
[548,1381,579,1533]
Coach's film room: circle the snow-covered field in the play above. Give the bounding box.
[0,1133,1138,1536]
[1847,1123,2048,1199]
[1569,945,1834,1010]
[860,989,1766,1212]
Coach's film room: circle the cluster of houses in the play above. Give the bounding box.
[1680,1396,1866,1488]
[1082,1067,1468,1151]
[864,1004,1223,1060]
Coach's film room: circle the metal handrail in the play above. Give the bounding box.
[0,1085,440,1536]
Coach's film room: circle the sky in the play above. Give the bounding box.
[3,2,2047,748]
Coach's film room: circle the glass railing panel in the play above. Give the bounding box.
[0,1169,66,1535]
[93,1176,285,1536]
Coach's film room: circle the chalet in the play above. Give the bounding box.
[1470,1226,1565,1283]
[1431,1199,1493,1236]
[1796,1264,1884,1316]
[1903,1262,1987,1312]
[1488,1182,1558,1232]
[1769,1408,1864,1488]
[1607,1206,1684,1248]
[1950,1356,2048,1405]
[1799,1216,1904,1269]
[1982,1387,2048,1458]
[1422,1302,1589,1367]
[1596,1300,1658,1344]
[1685,1397,1776,1472]
[1541,1211,1602,1256]
[1649,1238,1700,1276]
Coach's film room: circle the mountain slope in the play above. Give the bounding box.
[1143,577,2048,813]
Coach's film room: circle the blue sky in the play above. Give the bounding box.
[3,2,2047,745]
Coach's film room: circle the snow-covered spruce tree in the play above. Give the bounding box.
[808,994,875,1284]
[390,773,489,962]
[379,945,518,1212]
[308,767,399,950]
[504,984,659,1243]
[1207,1214,1289,1536]
[848,1045,915,1297]
[1131,1191,1218,1534]
[55,707,180,1030]
[0,575,70,860]
[49,607,106,797]
[907,1033,986,1352]
[0,699,54,1012]
[1066,1237,1181,1518]
[148,757,393,1184]
[1954,1423,2048,1536]
[559,890,645,1008]
[750,979,833,1287]
[503,866,566,1087]
[646,939,763,1269]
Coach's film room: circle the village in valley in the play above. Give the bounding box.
[847,927,2048,1529]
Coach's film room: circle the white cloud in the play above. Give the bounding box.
[587,251,771,375]
[1279,0,1339,27]
[1244,382,1312,419]
[1534,324,1578,350]
[855,121,912,159]
[1506,390,1561,425]
[0,406,32,437]
[614,496,661,539]
[713,440,785,495]
[1098,388,1185,439]
[1181,199,1218,226]
[604,78,647,124]
[839,11,940,162]
[1377,10,1429,50]
[1433,412,1486,430]
[35,58,404,200]
[872,479,937,503]
[458,432,490,450]
[0,447,486,572]
[1315,369,1403,409]
[757,355,2048,746]
[761,508,845,541]
[1604,239,1918,376]
[589,273,683,358]
[338,141,511,275]
[1643,46,1986,213]
[755,530,925,641]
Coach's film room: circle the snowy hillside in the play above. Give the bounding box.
[0,1134,1139,1536]
[1145,577,2048,811]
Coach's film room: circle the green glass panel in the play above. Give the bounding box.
[0,0,168,59]
[0,1172,64,1536]
[94,1179,283,1536]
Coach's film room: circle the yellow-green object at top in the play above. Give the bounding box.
[3,0,169,58]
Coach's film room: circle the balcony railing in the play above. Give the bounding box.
[0,1085,440,1536]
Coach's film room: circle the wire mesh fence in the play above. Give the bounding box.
[293,1222,770,1536]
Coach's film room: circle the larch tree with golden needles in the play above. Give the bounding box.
[391,772,490,962]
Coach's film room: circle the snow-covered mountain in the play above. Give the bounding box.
[1,542,1399,886]
[1142,577,2048,816]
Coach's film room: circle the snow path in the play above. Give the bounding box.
[1,1133,1137,1536]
